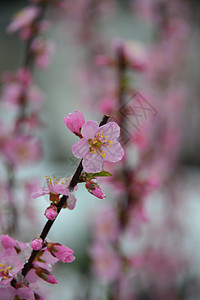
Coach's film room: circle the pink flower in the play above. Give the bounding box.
[30,38,55,69]
[7,6,40,34]
[95,55,113,67]
[89,242,121,283]
[1,82,23,105]
[47,243,75,263]
[31,176,69,202]
[30,238,43,250]
[45,205,58,220]
[0,286,35,300]
[99,96,116,115]
[1,69,43,107]
[3,135,41,166]
[72,121,124,172]
[0,248,23,286]
[63,111,85,137]
[93,205,119,242]
[85,180,104,199]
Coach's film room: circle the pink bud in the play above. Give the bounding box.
[35,267,58,284]
[1,235,16,249]
[47,243,75,263]
[94,55,111,66]
[85,180,104,199]
[63,111,85,137]
[30,237,43,250]
[45,205,58,220]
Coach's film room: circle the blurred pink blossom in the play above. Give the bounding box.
[89,242,121,283]
[30,38,55,69]
[7,6,40,35]
[3,135,41,166]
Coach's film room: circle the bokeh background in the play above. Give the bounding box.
[0,0,200,299]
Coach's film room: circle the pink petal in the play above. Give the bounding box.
[81,120,99,140]
[53,184,69,196]
[67,194,77,210]
[72,139,89,158]
[98,122,120,141]
[1,235,16,249]
[17,287,35,300]
[82,152,104,173]
[31,187,49,198]
[102,141,124,162]
[0,286,16,300]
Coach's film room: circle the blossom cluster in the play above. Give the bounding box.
[0,234,74,299]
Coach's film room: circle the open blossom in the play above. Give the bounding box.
[0,248,23,286]
[31,176,70,203]
[63,111,85,137]
[1,69,44,107]
[3,135,41,166]
[72,121,124,172]
[47,243,75,263]
[7,6,40,34]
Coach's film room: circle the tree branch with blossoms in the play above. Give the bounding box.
[0,111,124,298]
[21,114,110,278]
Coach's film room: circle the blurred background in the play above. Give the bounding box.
[0,0,200,299]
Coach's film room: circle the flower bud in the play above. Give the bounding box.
[85,180,104,199]
[63,111,85,137]
[45,205,58,220]
[30,237,43,250]
[47,243,75,263]
[35,267,58,284]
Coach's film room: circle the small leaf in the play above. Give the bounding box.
[85,170,112,178]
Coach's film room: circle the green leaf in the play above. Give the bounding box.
[85,170,112,178]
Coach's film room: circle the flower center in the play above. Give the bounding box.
[0,263,12,279]
[88,131,113,158]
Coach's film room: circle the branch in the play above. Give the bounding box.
[21,114,110,278]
